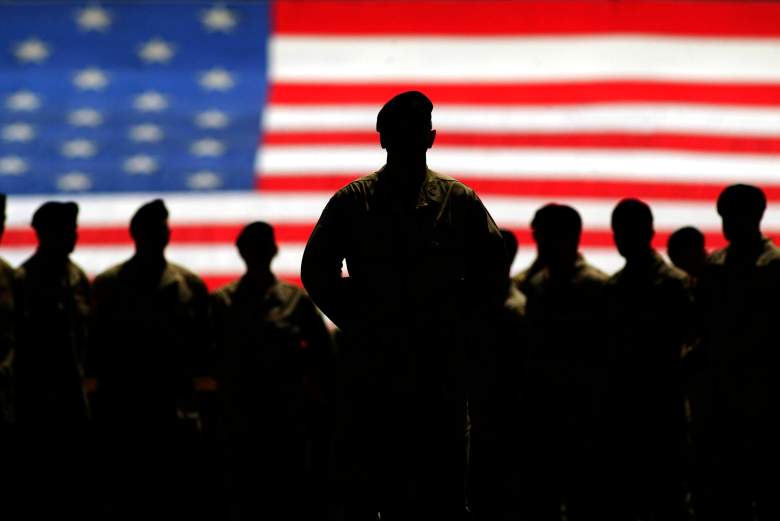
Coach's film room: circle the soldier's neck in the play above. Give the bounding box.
[385,153,427,180]
[133,250,166,273]
[244,267,275,291]
[34,248,69,270]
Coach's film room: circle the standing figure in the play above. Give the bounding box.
[211,222,333,520]
[301,91,506,519]
[692,184,779,521]
[90,199,209,519]
[468,228,527,520]
[13,201,91,516]
[606,199,693,521]
[0,194,15,429]
[667,226,707,282]
[520,204,609,521]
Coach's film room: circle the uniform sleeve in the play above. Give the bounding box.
[300,191,356,331]
[464,191,508,313]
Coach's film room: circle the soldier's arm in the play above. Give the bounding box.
[301,191,355,330]
[464,191,507,311]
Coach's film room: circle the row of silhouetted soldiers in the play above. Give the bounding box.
[0,90,776,521]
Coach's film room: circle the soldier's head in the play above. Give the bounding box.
[668,226,706,278]
[0,193,6,242]
[611,198,654,260]
[130,199,169,256]
[376,91,435,157]
[237,221,277,271]
[717,184,766,247]
[531,204,581,270]
[32,201,79,256]
[500,228,518,275]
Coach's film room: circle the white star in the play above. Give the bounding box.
[133,91,168,112]
[76,5,112,31]
[201,5,238,32]
[195,110,229,129]
[129,124,164,142]
[61,139,97,158]
[0,156,28,176]
[187,171,223,190]
[199,68,234,91]
[190,138,225,157]
[123,155,158,175]
[138,38,175,64]
[14,37,49,63]
[6,91,40,111]
[73,67,109,90]
[2,123,35,142]
[58,172,92,191]
[68,108,103,127]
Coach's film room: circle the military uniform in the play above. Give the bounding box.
[211,276,332,519]
[520,255,609,520]
[468,283,527,520]
[0,257,15,427]
[692,238,780,520]
[605,251,693,520]
[302,167,506,518]
[89,258,209,518]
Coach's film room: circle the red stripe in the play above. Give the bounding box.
[273,0,780,37]
[262,131,780,155]
[256,175,780,202]
[268,82,780,106]
[1,224,315,247]
[203,275,303,292]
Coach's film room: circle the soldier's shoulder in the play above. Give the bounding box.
[707,247,728,266]
[0,257,13,280]
[334,172,381,197]
[168,262,207,289]
[211,279,240,303]
[273,279,308,303]
[579,261,610,284]
[93,262,127,284]
[504,286,527,317]
[758,239,780,266]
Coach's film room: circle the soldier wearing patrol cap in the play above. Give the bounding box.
[691,184,780,521]
[211,221,333,519]
[13,200,91,516]
[302,91,506,519]
[89,199,209,518]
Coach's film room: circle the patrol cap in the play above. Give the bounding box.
[611,198,653,231]
[236,221,275,251]
[531,204,582,236]
[717,184,766,218]
[130,199,168,235]
[376,91,433,134]
[32,201,78,232]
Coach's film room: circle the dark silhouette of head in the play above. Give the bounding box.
[130,199,169,258]
[717,184,766,248]
[531,204,582,273]
[32,201,79,257]
[236,221,277,273]
[668,226,706,278]
[612,198,654,261]
[377,91,435,161]
[499,228,518,275]
[0,193,6,243]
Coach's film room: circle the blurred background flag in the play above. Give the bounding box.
[2,1,780,287]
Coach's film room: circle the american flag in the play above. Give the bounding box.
[2,1,780,290]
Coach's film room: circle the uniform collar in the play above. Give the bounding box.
[376,166,445,209]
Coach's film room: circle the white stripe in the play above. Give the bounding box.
[4,192,331,227]
[263,104,780,136]
[257,145,780,183]
[0,242,626,279]
[0,244,306,278]
[271,36,780,83]
[6,191,780,231]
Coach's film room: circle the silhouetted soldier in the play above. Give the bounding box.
[468,228,527,520]
[13,201,90,516]
[605,199,692,521]
[511,220,546,293]
[90,199,209,519]
[668,226,707,282]
[692,184,779,521]
[0,194,15,429]
[301,91,506,519]
[211,222,332,520]
[520,203,609,521]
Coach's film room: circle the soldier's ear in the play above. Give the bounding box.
[427,129,436,149]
